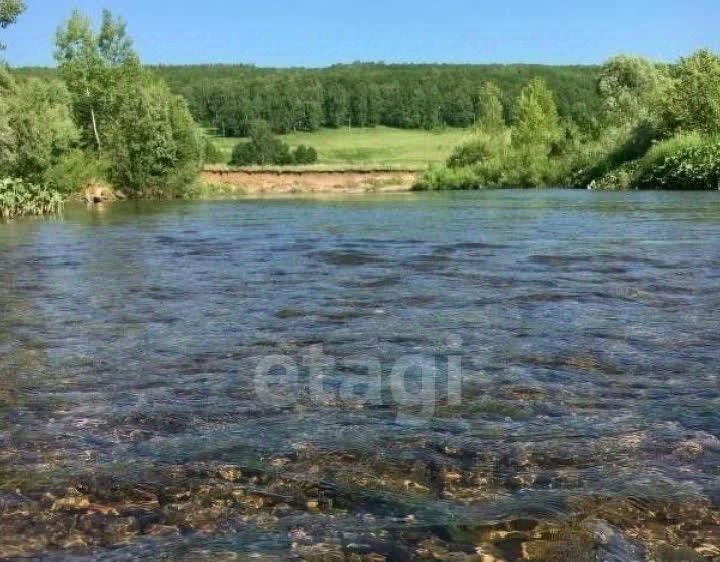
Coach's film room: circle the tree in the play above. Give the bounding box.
[0,0,24,49]
[230,120,292,166]
[292,145,318,164]
[0,72,79,185]
[299,79,324,131]
[512,78,562,148]
[203,137,224,164]
[475,81,505,133]
[441,79,474,127]
[665,49,720,134]
[350,83,370,127]
[598,55,669,126]
[55,9,202,196]
[0,68,16,169]
[106,81,202,196]
[55,9,140,150]
[324,83,349,128]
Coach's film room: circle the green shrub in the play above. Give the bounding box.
[0,177,63,219]
[577,132,714,190]
[230,142,257,166]
[414,165,485,191]
[635,132,704,176]
[231,140,293,166]
[587,160,640,190]
[633,136,720,190]
[106,80,203,197]
[230,120,293,166]
[292,144,318,164]
[664,49,720,134]
[447,137,495,168]
[44,149,108,195]
[203,136,225,164]
[0,76,78,184]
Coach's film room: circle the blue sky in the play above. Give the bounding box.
[3,0,719,67]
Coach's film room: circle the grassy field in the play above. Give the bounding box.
[212,126,470,169]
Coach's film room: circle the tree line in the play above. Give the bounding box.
[145,64,602,136]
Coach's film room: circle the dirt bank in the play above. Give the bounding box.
[201,168,418,194]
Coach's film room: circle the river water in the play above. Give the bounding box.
[0,190,719,561]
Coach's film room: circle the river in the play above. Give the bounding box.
[1,190,719,560]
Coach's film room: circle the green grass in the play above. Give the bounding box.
[211,126,472,170]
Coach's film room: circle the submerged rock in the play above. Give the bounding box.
[51,494,91,512]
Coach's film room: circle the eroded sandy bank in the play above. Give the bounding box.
[201,168,418,194]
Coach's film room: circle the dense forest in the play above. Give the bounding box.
[19,64,602,136]
[143,63,602,135]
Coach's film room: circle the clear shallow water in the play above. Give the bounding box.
[0,190,719,561]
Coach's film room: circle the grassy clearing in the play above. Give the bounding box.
[211,126,471,170]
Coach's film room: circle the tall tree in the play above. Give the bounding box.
[665,49,720,134]
[0,70,79,185]
[106,80,201,195]
[598,55,669,126]
[512,78,562,148]
[475,81,505,133]
[54,8,201,196]
[55,9,140,150]
[324,83,349,128]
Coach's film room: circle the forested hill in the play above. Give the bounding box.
[16,63,602,136]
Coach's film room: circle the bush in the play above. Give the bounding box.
[635,132,704,176]
[292,144,318,164]
[565,122,653,186]
[203,137,225,164]
[0,177,63,219]
[229,121,293,166]
[426,122,574,189]
[633,135,720,190]
[0,76,78,184]
[447,138,495,169]
[575,132,711,190]
[230,142,257,166]
[414,165,485,191]
[664,49,720,134]
[106,80,203,197]
[44,149,108,195]
[587,161,640,190]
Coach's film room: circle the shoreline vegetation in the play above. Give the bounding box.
[1,4,204,218]
[3,5,720,218]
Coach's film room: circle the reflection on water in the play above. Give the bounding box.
[1,191,719,561]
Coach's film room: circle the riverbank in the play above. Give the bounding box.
[200,166,418,195]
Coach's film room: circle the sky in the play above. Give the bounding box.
[3,0,720,67]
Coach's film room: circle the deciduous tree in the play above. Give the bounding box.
[598,55,669,126]
[512,78,561,148]
[665,49,720,134]
[0,0,24,49]
[55,9,140,150]
[475,81,505,133]
[0,72,79,185]
[106,80,201,196]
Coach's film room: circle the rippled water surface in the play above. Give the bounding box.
[1,190,719,561]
